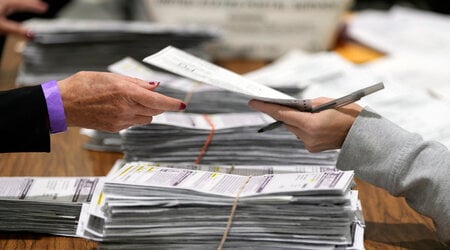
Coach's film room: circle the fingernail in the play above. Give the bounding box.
[148,81,160,86]
[179,102,187,110]
[26,30,35,40]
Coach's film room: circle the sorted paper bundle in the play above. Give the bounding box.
[121,112,338,166]
[16,19,218,86]
[77,161,364,249]
[0,177,100,236]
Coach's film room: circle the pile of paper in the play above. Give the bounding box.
[120,112,338,166]
[77,161,364,249]
[0,177,100,236]
[16,19,218,86]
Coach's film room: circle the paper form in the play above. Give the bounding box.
[143,46,311,110]
[0,177,100,203]
[106,163,354,198]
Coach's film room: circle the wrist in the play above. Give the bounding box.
[41,80,67,133]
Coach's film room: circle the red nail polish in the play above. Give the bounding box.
[26,30,35,40]
[179,102,187,110]
[148,81,160,86]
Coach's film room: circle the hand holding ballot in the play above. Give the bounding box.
[249,98,363,153]
[143,46,382,153]
[143,46,312,111]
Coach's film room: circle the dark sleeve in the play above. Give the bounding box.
[0,85,51,152]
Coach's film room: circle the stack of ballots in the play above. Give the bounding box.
[121,112,338,166]
[77,161,364,249]
[0,176,99,236]
[15,19,218,86]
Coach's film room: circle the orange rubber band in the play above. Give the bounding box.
[195,114,215,164]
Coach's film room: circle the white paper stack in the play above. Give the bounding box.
[77,161,364,249]
[16,19,218,86]
[0,177,100,236]
[120,112,338,166]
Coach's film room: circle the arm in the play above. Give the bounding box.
[249,99,450,244]
[58,71,186,132]
[0,71,186,153]
[338,108,450,244]
[0,85,50,152]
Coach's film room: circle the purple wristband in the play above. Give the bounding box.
[41,80,67,133]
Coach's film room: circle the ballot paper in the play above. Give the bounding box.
[121,112,339,166]
[109,56,303,113]
[16,19,217,86]
[0,177,100,236]
[143,46,312,110]
[77,162,364,249]
[108,160,339,177]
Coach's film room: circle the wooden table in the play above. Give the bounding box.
[0,35,446,250]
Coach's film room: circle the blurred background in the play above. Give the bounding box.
[2,0,450,150]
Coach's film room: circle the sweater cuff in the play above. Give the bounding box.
[41,80,67,133]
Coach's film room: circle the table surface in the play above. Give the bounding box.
[0,35,446,250]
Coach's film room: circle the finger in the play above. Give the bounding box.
[5,0,48,14]
[248,99,288,116]
[249,99,322,136]
[130,103,166,117]
[0,19,29,37]
[119,74,161,91]
[249,99,311,125]
[101,73,183,110]
[131,89,186,111]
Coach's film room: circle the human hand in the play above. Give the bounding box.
[58,71,187,132]
[0,0,48,37]
[248,98,363,152]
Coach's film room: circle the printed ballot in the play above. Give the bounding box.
[143,46,312,111]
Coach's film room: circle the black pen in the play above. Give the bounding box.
[257,82,384,133]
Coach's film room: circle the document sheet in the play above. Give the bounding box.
[143,46,312,110]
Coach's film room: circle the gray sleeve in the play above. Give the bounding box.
[337,107,450,244]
